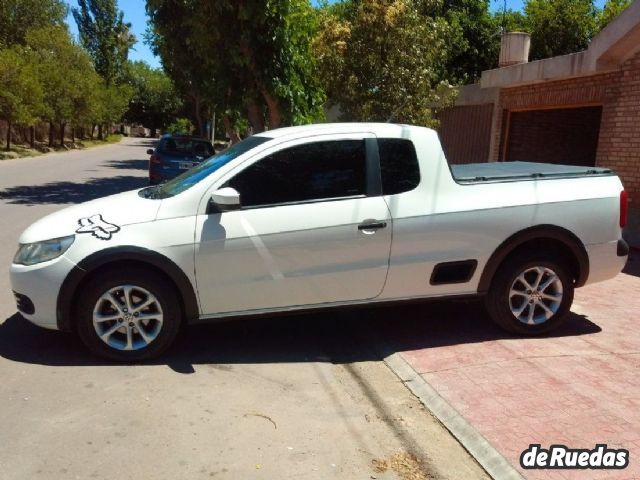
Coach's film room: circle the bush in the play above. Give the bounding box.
[165,118,194,135]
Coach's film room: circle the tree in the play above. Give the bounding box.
[72,0,135,86]
[123,60,181,136]
[0,47,43,149]
[524,0,599,61]
[26,26,104,146]
[165,118,194,135]
[94,82,133,136]
[0,0,67,48]
[599,0,632,28]
[418,0,499,84]
[146,0,325,137]
[314,0,456,126]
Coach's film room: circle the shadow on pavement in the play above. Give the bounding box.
[0,300,601,373]
[105,159,149,171]
[0,175,147,205]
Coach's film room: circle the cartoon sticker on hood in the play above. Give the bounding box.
[76,214,120,240]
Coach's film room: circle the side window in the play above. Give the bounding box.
[226,140,366,207]
[378,138,420,195]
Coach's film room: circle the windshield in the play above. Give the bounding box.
[140,135,270,199]
[159,138,215,157]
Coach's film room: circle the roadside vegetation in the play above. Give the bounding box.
[0,0,632,153]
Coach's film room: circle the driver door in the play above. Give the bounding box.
[194,134,392,315]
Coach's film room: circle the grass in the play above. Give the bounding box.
[0,134,123,161]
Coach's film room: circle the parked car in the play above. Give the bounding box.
[10,123,629,361]
[147,134,215,184]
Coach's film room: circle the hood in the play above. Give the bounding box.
[18,189,161,244]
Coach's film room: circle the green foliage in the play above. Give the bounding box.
[492,8,528,33]
[0,46,44,148]
[166,118,194,135]
[314,0,456,126]
[73,0,135,85]
[0,0,67,48]
[418,0,498,84]
[599,0,632,28]
[524,0,599,60]
[95,83,133,126]
[122,61,181,132]
[146,0,325,133]
[26,26,101,127]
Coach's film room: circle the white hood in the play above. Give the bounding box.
[18,189,161,244]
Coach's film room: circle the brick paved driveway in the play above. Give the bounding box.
[372,252,640,480]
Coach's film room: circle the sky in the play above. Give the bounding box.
[65,0,609,71]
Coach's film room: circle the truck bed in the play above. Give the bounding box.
[451,161,613,184]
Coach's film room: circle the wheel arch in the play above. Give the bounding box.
[477,225,589,295]
[57,246,199,332]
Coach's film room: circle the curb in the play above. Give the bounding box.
[356,318,525,479]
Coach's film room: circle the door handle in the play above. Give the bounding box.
[358,220,387,231]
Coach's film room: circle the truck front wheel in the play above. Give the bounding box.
[485,254,574,335]
[75,267,182,361]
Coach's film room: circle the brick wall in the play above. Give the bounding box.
[598,52,640,206]
[491,50,640,206]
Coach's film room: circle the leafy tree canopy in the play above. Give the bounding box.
[73,0,135,85]
[314,0,456,126]
[0,0,67,48]
[146,0,325,135]
[122,60,181,132]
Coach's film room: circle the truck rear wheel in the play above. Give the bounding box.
[485,253,574,335]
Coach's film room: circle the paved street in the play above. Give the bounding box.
[376,257,640,480]
[0,138,488,480]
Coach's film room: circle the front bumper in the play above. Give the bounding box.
[9,256,77,330]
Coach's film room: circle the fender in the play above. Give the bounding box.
[56,246,199,331]
[477,225,590,294]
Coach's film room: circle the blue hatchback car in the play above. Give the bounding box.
[147,134,215,185]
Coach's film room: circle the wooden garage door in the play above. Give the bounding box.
[438,104,494,164]
[504,106,603,166]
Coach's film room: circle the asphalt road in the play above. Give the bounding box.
[0,138,489,480]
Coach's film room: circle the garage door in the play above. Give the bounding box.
[503,106,603,166]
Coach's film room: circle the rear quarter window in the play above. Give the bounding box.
[378,138,420,195]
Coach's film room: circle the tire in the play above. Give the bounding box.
[75,267,182,361]
[485,253,574,335]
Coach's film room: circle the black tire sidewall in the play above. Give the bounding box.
[487,256,574,335]
[75,268,182,361]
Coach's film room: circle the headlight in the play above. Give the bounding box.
[13,235,75,266]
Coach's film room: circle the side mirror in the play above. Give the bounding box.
[210,187,240,212]
[146,149,154,155]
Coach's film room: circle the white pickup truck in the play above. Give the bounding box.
[10,123,629,360]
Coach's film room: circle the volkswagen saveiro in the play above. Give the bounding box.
[10,123,629,360]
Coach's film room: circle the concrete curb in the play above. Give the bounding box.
[382,352,525,480]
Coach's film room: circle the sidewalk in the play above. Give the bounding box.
[373,253,640,480]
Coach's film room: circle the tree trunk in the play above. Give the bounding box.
[90,124,95,140]
[30,126,35,148]
[247,100,265,134]
[98,124,103,140]
[49,122,54,148]
[261,89,282,129]
[193,96,203,137]
[5,118,11,151]
[223,114,241,144]
[71,126,75,143]
[59,122,65,147]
